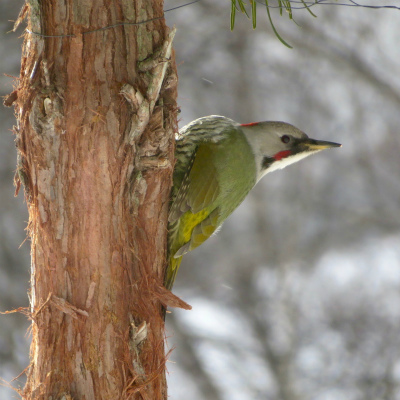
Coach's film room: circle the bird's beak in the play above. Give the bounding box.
[302,138,342,151]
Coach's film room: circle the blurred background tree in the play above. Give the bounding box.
[2,0,400,398]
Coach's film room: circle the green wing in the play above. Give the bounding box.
[169,143,220,223]
[169,143,221,257]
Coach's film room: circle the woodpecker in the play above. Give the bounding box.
[166,115,341,290]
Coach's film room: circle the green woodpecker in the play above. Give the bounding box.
[166,115,341,290]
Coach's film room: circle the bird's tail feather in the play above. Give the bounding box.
[164,256,183,291]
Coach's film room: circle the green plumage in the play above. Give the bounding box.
[164,115,341,290]
[166,117,256,290]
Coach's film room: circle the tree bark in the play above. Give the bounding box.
[11,1,178,398]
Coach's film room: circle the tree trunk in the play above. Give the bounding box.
[11,1,178,398]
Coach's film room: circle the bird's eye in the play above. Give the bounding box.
[281,135,290,144]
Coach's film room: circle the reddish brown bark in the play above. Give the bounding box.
[11,1,177,398]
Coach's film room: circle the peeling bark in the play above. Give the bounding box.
[10,1,178,398]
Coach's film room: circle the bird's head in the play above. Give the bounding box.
[240,121,341,181]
